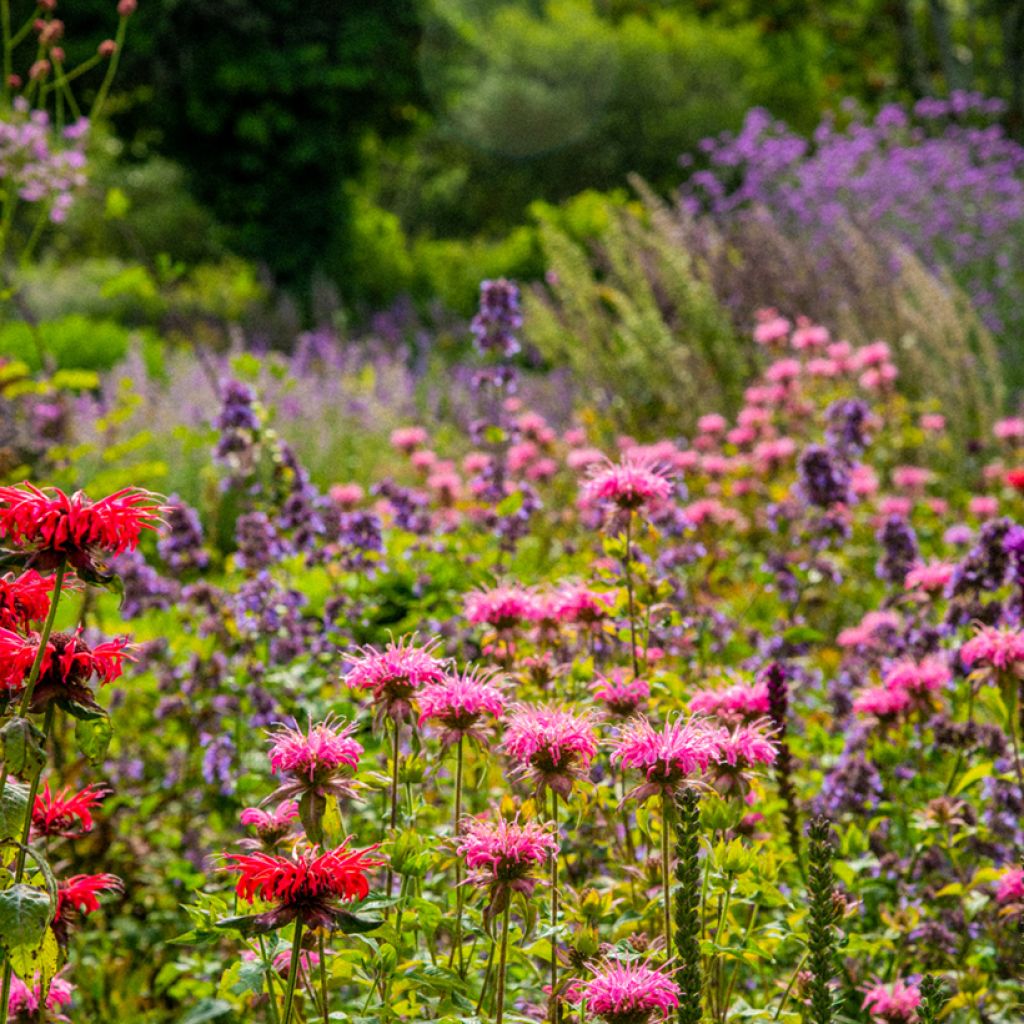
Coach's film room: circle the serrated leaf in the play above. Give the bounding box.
[0,718,45,777]
[75,716,112,765]
[0,781,30,842]
[0,885,51,951]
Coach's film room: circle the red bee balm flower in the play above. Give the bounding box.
[0,628,131,714]
[0,484,163,573]
[32,782,109,838]
[0,571,54,631]
[224,841,383,933]
[53,872,123,945]
[570,960,680,1024]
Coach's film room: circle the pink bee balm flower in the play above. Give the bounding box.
[390,426,428,453]
[690,679,771,724]
[904,561,955,592]
[504,704,599,798]
[752,308,791,347]
[853,685,910,720]
[969,495,999,519]
[996,865,1024,905]
[994,417,1024,442]
[861,979,921,1023]
[465,585,541,632]
[581,455,674,513]
[457,814,558,924]
[267,716,363,804]
[591,669,649,717]
[920,413,945,432]
[710,722,777,796]
[240,800,299,848]
[883,657,950,697]
[555,583,614,627]
[418,668,505,747]
[571,960,680,1024]
[961,626,1024,674]
[345,636,447,724]
[837,610,901,650]
[329,483,364,508]
[612,715,721,803]
[892,465,932,492]
[791,316,829,351]
[8,972,73,1020]
[697,413,728,434]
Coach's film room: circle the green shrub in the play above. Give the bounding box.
[0,314,156,373]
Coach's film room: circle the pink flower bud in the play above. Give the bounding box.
[28,59,50,80]
[98,39,117,56]
[117,0,137,15]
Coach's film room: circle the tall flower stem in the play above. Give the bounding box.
[258,935,281,1024]
[385,720,401,902]
[622,511,640,678]
[549,789,559,1024]
[318,931,329,1024]
[0,701,56,1024]
[449,736,466,974]
[1006,675,1024,815]
[0,560,67,803]
[494,902,512,1024]
[281,919,305,1024]
[661,792,673,960]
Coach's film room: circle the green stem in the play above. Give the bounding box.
[385,720,400,903]
[19,560,67,717]
[495,902,512,1024]
[90,14,128,121]
[661,792,673,960]
[623,511,640,678]
[449,736,465,975]
[550,789,559,1024]
[257,936,281,1024]
[318,931,329,1024]
[280,919,305,1024]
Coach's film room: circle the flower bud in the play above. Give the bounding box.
[39,18,63,43]
[7,74,21,89]
[36,0,57,9]
[117,0,137,15]
[49,46,64,63]
[98,39,117,57]
[29,59,50,80]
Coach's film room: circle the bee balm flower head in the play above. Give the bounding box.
[503,703,599,799]
[417,667,505,747]
[345,636,447,725]
[571,959,680,1024]
[581,455,674,514]
[266,715,363,803]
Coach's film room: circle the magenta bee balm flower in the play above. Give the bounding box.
[418,667,506,747]
[570,960,680,1024]
[504,703,599,799]
[345,636,448,724]
[581,455,674,513]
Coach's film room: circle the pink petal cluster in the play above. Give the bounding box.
[465,585,541,632]
[837,610,901,649]
[581,455,674,512]
[345,637,447,722]
[961,626,1024,673]
[268,717,363,780]
[555,583,614,626]
[904,561,955,592]
[689,679,770,723]
[504,704,599,797]
[240,800,299,847]
[715,723,778,769]
[612,715,721,802]
[882,657,950,696]
[861,979,921,1023]
[852,685,910,720]
[996,865,1024,905]
[591,670,649,717]
[418,668,506,746]
[572,960,679,1024]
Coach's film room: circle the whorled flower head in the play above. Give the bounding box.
[861,979,921,1023]
[996,865,1024,907]
[8,971,73,1022]
[464,585,541,632]
[569,960,680,1024]
[689,679,770,724]
[240,800,299,849]
[53,872,123,945]
[417,667,505,747]
[555,584,614,627]
[0,628,131,714]
[961,625,1024,675]
[882,657,950,698]
[345,636,447,724]
[32,782,109,838]
[591,670,649,718]
[0,571,54,632]
[266,716,363,804]
[456,813,557,925]
[223,840,383,933]
[611,714,721,803]
[852,685,911,721]
[904,561,955,593]
[503,703,599,799]
[581,455,674,513]
[710,722,778,797]
[0,483,163,575]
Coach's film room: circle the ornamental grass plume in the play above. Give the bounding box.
[570,960,680,1024]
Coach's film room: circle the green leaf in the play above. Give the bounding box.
[0,885,51,951]
[75,716,113,765]
[0,719,45,777]
[334,910,383,935]
[781,625,825,645]
[953,761,992,795]
[177,998,233,1024]
[7,927,58,987]
[0,781,30,843]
